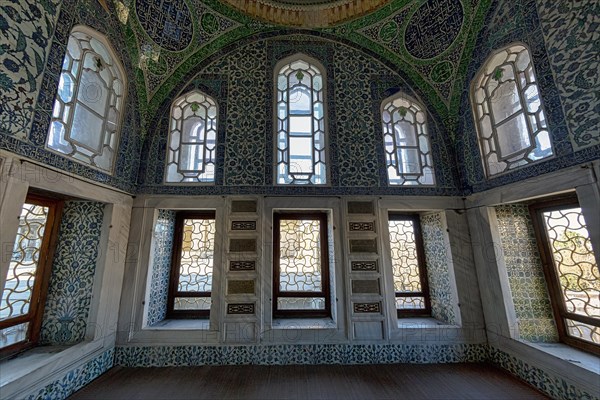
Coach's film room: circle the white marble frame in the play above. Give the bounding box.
[0,150,132,399]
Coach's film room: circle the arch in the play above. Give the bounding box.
[45,25,127,174]
[470,43,553,177]
[381,93,435,186]
[274,53,328,185]
[164,90,218,183]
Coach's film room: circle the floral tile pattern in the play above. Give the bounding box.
[489,346,598,400]
[0,0,61,138]
[146,209,176,326]
[420,213,458,324]
[24,348,114,400]
[495,205,558,343]
[40,201,105,345]
[115,343,489,367]
[536,0,600,150]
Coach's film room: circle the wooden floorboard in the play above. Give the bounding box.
[69,363,548,400]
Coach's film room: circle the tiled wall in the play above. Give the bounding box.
[138,37,460,196]
[23,348,114,400]
[0,0,142,192]
[115,343,489,367]
[495,205,558,343]
[40,201,105,345]
[146,209,176,326]
[456,0,600,193]
[421,213,458,325]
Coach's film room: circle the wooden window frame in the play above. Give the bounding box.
[0,194,63,359]
[529,196,600,355]
[167,211,216,319]
[387,213,431,317]
[273,212,331,318]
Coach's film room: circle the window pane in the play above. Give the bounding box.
[70,104,104,152]
[542,207,599,324]
[395,297,425,310]
[176,218,215,293]
[279,219,322,292]
[174,297,211,311]
[1,204,50,321]
[496,113,531,157]
[0,322,29,349]
[565,318,600,345]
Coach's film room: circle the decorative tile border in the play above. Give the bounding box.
[114,343,489,367]
[489,346,598,400]
[24,348,114,400]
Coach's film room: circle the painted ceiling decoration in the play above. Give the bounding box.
[119,0,491,131]
[219,0,391,28]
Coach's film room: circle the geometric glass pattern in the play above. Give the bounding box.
[275,56,327,185]
[46,26,126,174]
[471,44,553,177]
[165,91,217,183]
[381,95,435,185]
[273,213,330,317]
[168,212,216,317]
[539,205,599,349]
[0,195,59,354]
[387,214,430,316]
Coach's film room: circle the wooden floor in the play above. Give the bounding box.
[70,363,547,399]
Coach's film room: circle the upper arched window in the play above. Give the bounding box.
[46,26,126,174]
[164,91,218,184]
[381,94,435,186]
[275,55,327,185]
[471,44,553,177]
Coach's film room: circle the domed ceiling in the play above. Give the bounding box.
[118,0,492,133]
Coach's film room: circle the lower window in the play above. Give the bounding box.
[273,212,331,318]
[530,197,599,355]
[0,194,62,357]
[167,211,216,318]
[387,213,431,317]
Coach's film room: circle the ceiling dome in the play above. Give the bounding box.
[221,0,391,27]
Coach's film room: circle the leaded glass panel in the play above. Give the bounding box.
[275,57,327,185]
[382,95,435,185]
[471,44,553,177]
[165,91,218,183]
[46,27,126,174]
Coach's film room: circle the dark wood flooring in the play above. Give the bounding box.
[69,363,548,399]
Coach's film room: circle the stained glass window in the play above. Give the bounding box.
[471,44,553,177]
[387,214,430,316]
[165,91,218,183]
[381,94,435,185]
[168,212,216,318]
[531,199,599,354]
[1,195,60,356]
[275,56,327,185]
[273,213,331,317]
[46,26,126,174]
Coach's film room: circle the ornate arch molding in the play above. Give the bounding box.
[221,0,391,27]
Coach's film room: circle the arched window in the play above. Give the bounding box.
[275,55,327,185]
[381,94,435,186]
[165,91,218,184]
[46,26,126,174]
[471,44,553,177]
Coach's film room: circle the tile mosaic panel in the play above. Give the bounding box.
[420,213,457,325]
[115,343,489,367]
[536,0,600,151]
[0,0,61,138]
[489,346,597,400]
[40,201,105,345]
[146,209,176,326]
[495,204,558,342]
[24,348,114,400]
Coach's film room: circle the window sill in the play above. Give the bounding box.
[272,318,337,330]
[397,317,458,329]
[521,340,600,375]
[145,319,211,330]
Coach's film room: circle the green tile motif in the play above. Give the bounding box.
[495,204,558,343]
